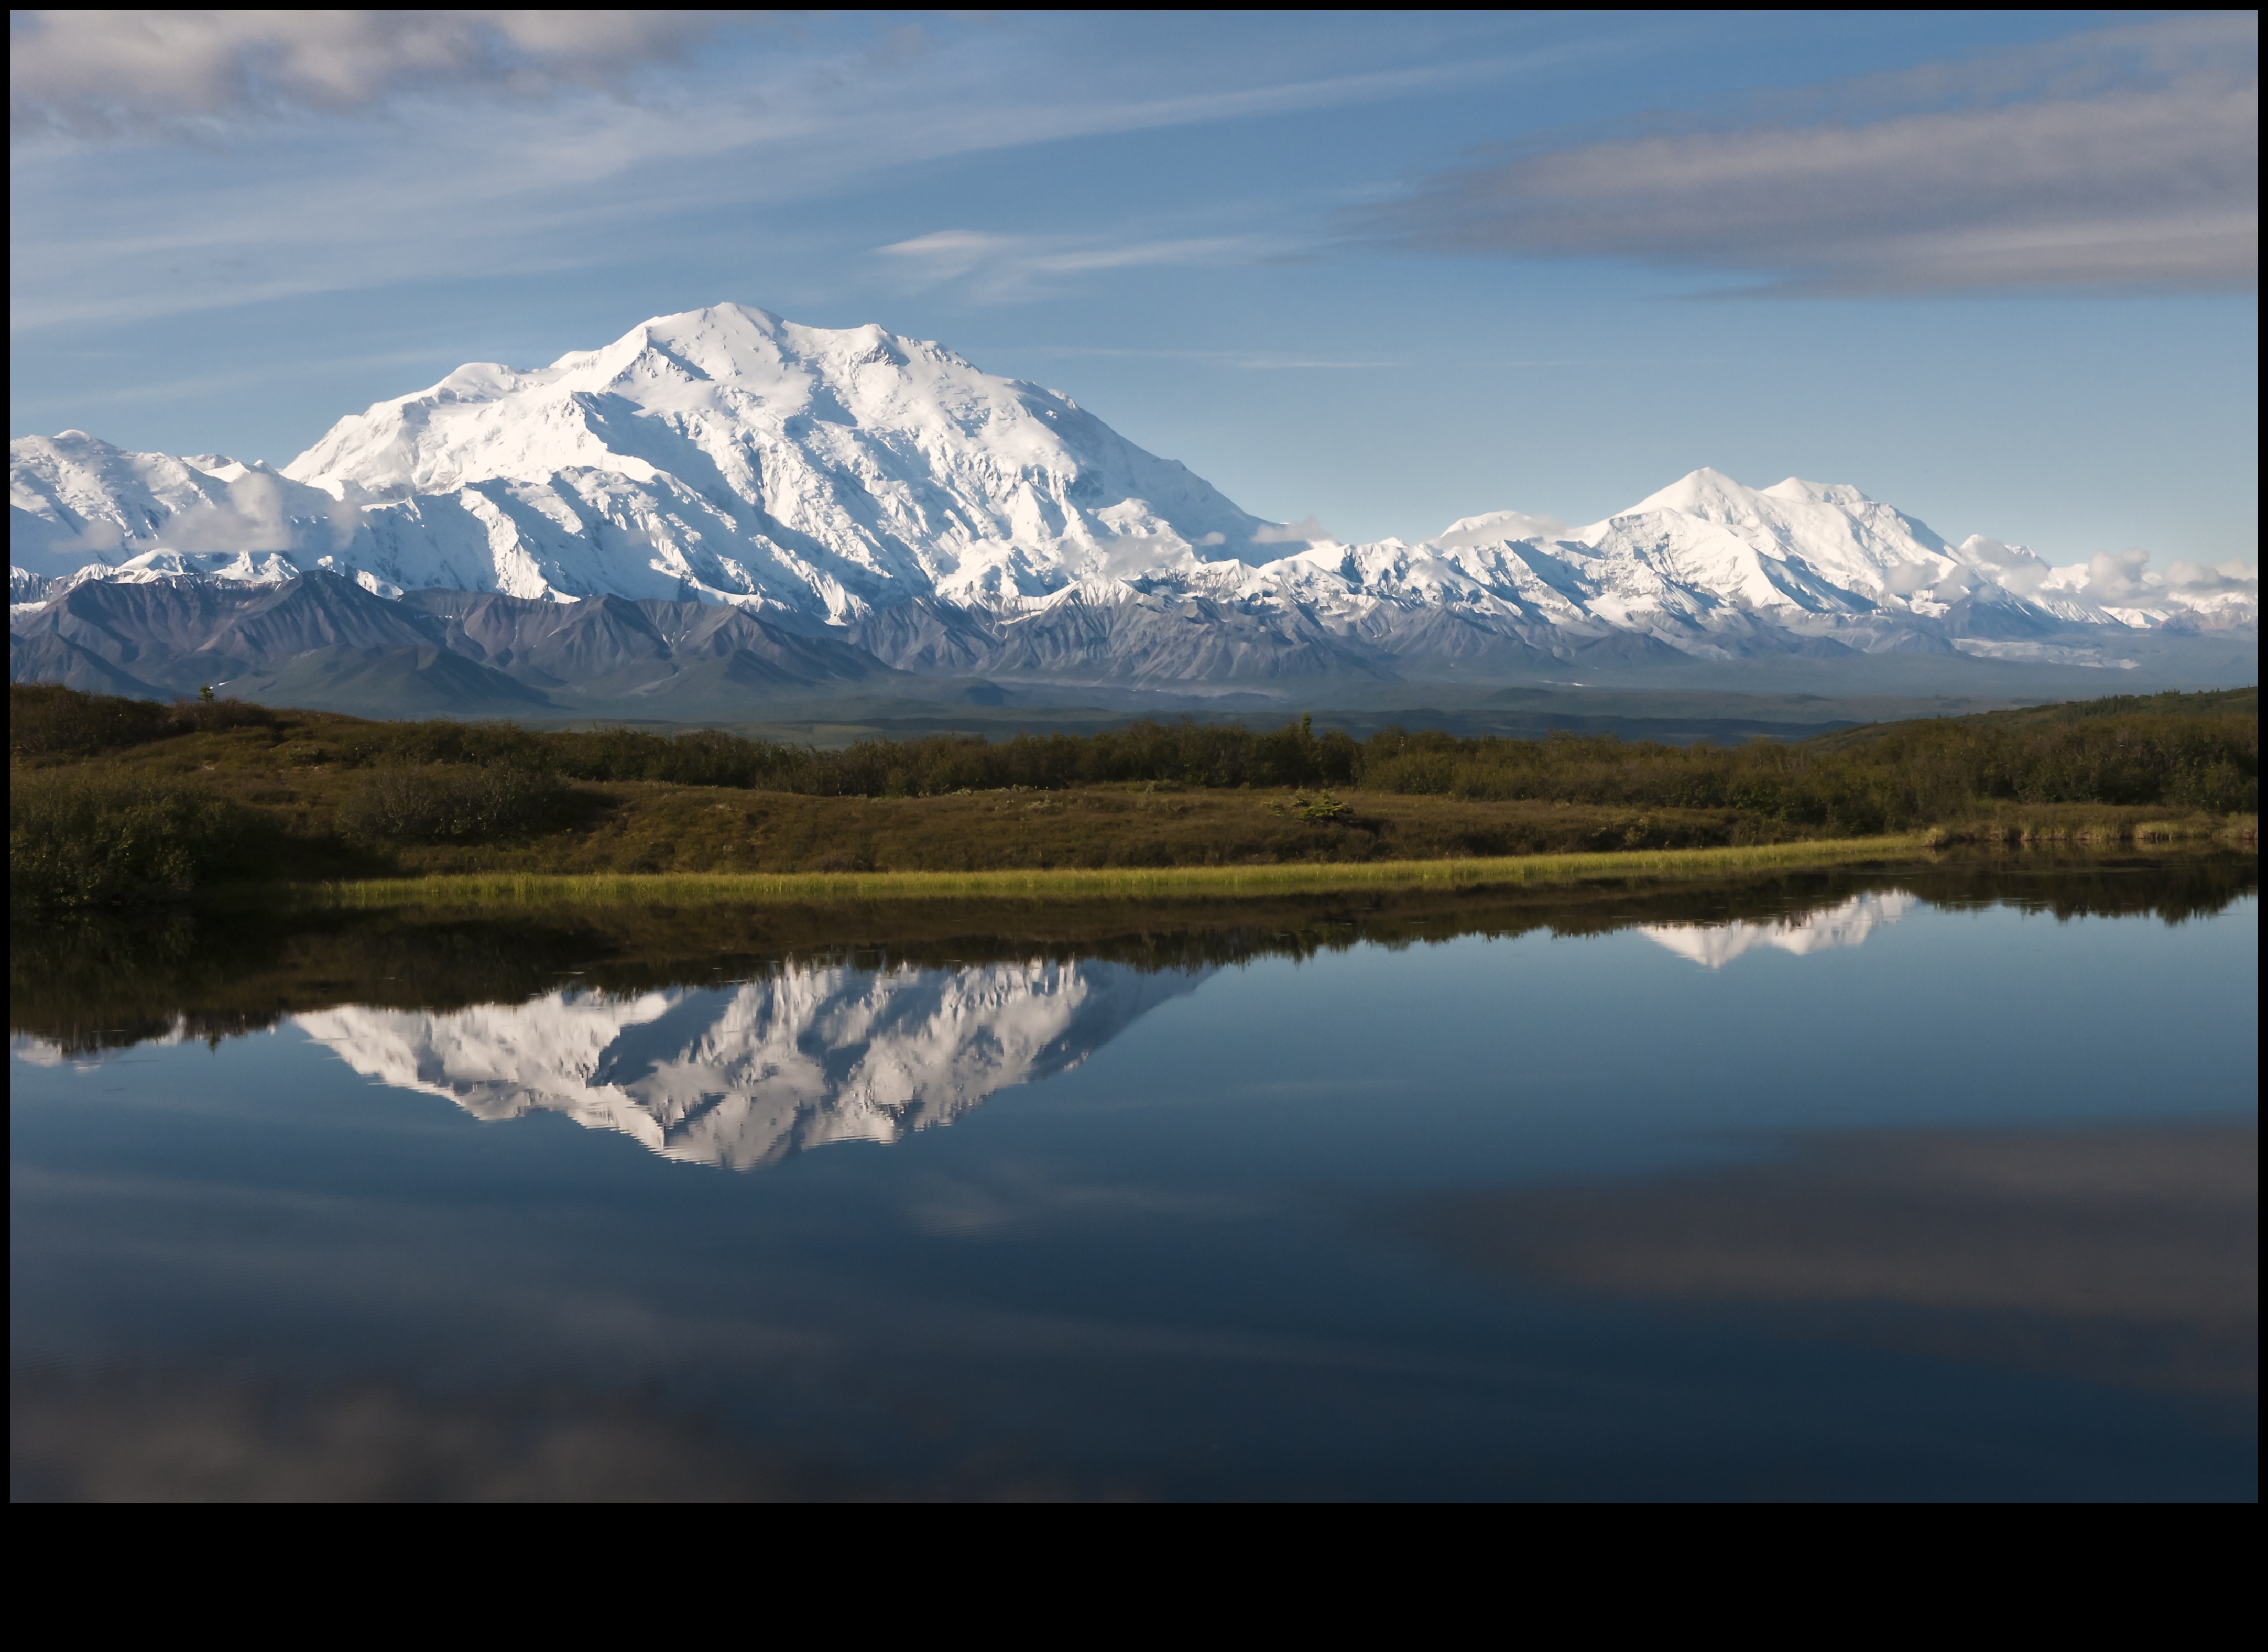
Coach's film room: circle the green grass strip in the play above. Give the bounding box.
[290,836,1928,910]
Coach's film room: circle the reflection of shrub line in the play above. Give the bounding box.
[15,854,2256,1058]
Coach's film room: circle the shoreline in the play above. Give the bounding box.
[14,827,2252,918]
[285,836,1944,908]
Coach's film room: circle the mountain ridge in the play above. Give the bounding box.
[13,303,2255,704]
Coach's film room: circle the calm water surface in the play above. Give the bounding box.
[11,861,2257,1499]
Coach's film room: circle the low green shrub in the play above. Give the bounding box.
[337,764,568,844]
[10,773,256,908]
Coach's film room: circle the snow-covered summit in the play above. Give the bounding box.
[273,302,1272,619]
[1614,467,1957,598]
[1147,463,2225,662]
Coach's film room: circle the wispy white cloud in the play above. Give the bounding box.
[876,229,1274,301]
[10,12,1599,148]
[967,344,1403,369]
[1365,15,2258,295]
[11,20,1593,333]
[1234,358,1401,371]
[1251,515,1335,545]
[869,45,1611,161]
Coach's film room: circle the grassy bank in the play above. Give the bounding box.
[1920,807,2258,847]
[292,835,1934,910]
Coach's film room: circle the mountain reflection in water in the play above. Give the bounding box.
[1641,892,1915,969]
[10,889,1928,1168]
[8,855,2255,1172]
[236,887,1915,1160]
[297,961,1208,1168]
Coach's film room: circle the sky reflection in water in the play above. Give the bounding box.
[10,865,2257,1499]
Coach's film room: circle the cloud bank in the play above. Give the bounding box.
[2063,549,2258,608]
[1366,16,2258,295]
[9,10,739,135]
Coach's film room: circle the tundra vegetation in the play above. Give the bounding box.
[9,683,2255,909]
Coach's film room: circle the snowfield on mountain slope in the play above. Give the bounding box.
[10,303,2256,665]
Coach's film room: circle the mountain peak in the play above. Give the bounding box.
[1619,468,1892,535]
[1624,466,1760,518]
[257,302,1272,610]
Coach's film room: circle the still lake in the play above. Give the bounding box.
[11,858,2256,1500]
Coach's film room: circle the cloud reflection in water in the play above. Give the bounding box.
[1410,1125,2258,1400]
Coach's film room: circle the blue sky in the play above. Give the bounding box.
[9,10,2257,566]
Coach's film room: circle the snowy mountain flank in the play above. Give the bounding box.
[13,303,2255,707]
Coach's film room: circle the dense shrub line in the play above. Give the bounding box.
[13,683,2257,831]
[9,685,2255,905]
[1353,716,2256,832]
[9,684,279,756]
[10,765,569,907]
[219,704,2268,827]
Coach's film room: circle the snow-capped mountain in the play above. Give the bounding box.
[1164,465,2253,669]
[14,305,1269,618]
[294,958,1207,1170]
[11,303,2255,697]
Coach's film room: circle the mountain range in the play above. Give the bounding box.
[13,303,2255,713]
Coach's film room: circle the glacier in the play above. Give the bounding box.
[12,303,2256,697]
